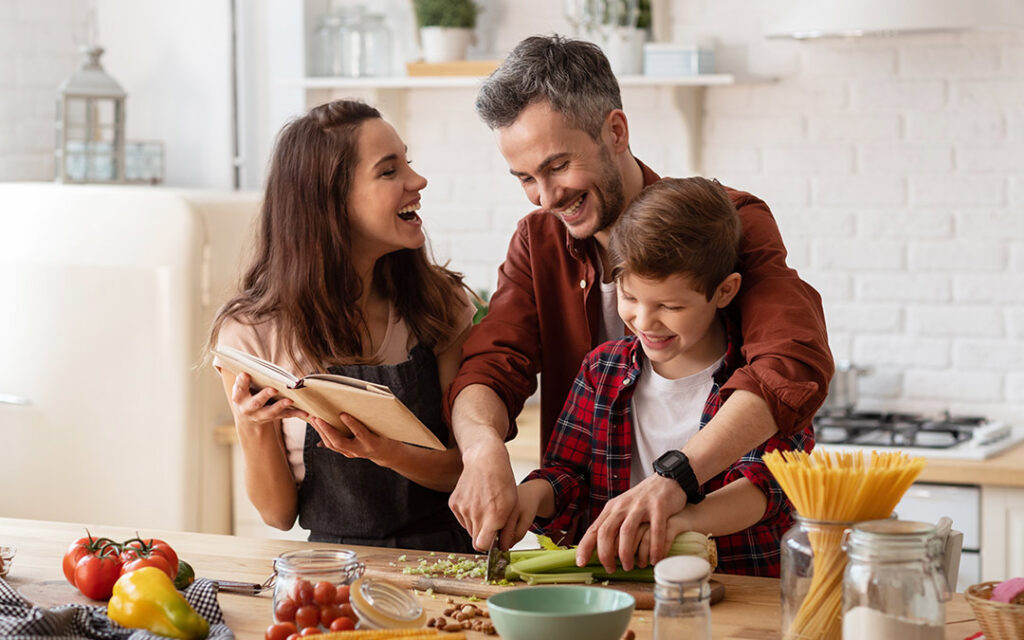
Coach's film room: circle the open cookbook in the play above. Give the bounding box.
[212,346,446,450]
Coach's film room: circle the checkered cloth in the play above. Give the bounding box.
[0,576,233,639]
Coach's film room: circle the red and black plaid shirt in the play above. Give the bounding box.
[523,333,814,578]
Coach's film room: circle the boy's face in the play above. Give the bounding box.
[494,101,625,241]
[617,272,740,379]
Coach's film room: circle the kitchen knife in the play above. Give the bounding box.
[485,533,510,583]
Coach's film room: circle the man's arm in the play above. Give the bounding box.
[448,384,520,551]
[722,188,835,436]
[445,220,547,551]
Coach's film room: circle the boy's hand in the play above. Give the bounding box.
[575,474,686,573]
[512,480,552,545]
[636,511,693,569]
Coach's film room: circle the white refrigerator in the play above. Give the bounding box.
[0,182,260,534]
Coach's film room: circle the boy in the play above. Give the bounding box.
[514,177,813,577]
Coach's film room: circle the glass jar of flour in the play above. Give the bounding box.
[841,520,949,640]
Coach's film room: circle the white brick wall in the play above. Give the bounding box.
[701,28,1024,424]
[0,0,92,182]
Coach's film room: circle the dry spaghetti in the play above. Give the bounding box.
[764,449,925,640]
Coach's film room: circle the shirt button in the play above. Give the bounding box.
[579,279,586,289]
[623,377,632,385]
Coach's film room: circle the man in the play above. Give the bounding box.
[443,35,833,571]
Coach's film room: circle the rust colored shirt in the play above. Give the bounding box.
[444,160,833,454]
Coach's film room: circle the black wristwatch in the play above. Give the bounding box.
[653,450,705,504]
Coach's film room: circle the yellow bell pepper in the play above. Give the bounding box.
[107,566,210,640]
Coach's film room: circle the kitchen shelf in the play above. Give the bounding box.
[287,73,736,90]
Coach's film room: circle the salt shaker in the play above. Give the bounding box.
[653,555,713,640]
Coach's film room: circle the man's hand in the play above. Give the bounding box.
[448,440,520,551]
[575,474,686,572]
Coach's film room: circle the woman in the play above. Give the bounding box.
[209,100,474,552]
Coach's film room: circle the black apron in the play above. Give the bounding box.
[296,342,473,553]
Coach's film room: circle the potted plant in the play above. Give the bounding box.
[413,0,480,63]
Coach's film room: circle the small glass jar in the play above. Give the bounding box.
[360,13,392,77]
[652,555,712,640]
[841,520,948,640]
[349,577,426,630]
[780,516,857,640]
[272,549,365,628]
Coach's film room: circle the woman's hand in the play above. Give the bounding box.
[230,372,307,431]
[310,413,401,467]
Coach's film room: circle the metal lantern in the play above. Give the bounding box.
[55,45,126,183]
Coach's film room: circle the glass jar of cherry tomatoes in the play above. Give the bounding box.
[272,549,365,634]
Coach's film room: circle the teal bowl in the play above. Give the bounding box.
[487,586,635,640]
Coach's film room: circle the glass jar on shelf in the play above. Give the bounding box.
[360,13,392,77]
[652,555,712,640]
[841,520,948,640]
[314,13,344,77]
[272,549,365,628]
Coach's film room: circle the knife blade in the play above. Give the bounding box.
[485,533,511,583]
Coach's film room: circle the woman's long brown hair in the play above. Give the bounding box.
[209,100,466,370]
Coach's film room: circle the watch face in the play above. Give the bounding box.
[655,450,687,476]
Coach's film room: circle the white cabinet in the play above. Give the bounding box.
[981,486,1024,581]
[0,183,260,534]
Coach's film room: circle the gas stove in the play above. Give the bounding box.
[813,410,1024,460]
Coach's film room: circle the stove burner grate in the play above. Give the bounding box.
[813,411,987,449]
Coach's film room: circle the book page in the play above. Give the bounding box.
[212,346,301,387]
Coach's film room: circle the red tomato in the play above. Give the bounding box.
[335,584,350,604]
[119,538,179,577]
[294,605,320,630]
[121,554,174,579]
[62,533,120,588]
[62,536,93,584]
[339,603,357,622]
[74,553,123,600]
[291,579,314,606]
[265,622,297,640]
[329,616,355,632]
[274,597,298,623]
[285,635,300,640]
[313,581,336,606]
[299,628,321,637]
[319,603,344,627]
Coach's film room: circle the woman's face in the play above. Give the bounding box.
[346,118,428,264]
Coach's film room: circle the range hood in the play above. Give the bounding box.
[766,0,1024,40]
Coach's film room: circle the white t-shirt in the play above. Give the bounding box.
[213,293,474,482]
[629,355,725,487]
[594,250,625,344]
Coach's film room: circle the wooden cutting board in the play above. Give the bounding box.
[358,549,724,610]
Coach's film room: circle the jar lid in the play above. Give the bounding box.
[852,519,935,537]
[349,577,426,629]
[654,556,711,585]
[273,549,364,583]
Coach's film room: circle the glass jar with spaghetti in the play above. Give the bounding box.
[841,520,948,640]
[780,516,857,640]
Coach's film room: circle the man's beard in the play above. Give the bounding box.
[568,143,624,240]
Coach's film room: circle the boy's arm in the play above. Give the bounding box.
[668,478,767,538]
[516,360,600,540]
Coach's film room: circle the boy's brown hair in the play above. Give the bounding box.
[609,177,741,300]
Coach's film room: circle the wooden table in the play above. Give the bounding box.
[0,517,981,639]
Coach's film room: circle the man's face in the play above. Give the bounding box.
[495,102,625,240]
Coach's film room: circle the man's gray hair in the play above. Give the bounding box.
[475,34,622,140]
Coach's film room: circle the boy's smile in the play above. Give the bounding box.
[617,272,740,379]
